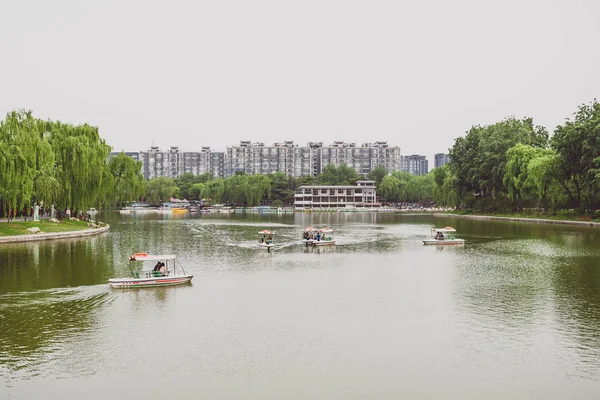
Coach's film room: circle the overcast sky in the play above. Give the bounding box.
[1,0,599,165]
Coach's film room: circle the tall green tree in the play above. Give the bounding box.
[551,99,600,211]
[432,166,459,208]
[503,144,554,209]
[367,166,387,188]
[0,111,46,216]
[47,120,113,211]
[109,152,145,208]
[174,173,201,200]
[525,153,563,212]
[146,176,177,204]
[204,179,225,204]
[450,117,548,204]
[269,171,295,204]
[316,164,359,185]
[297,175,315,187]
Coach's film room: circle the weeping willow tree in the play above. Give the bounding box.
[0,111,55,216]
[109,153,145,208]
[379,171,436,204]
[0,110,115,217]
[46,121,113,212]
[245,174,271,206]
[433,165,459,208]
[224,174,248,205]
[146,176,178,204]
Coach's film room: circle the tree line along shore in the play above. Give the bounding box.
[1,99,599,220]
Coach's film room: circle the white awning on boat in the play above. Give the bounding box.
[129,254,177,261]
[432,227,456,233]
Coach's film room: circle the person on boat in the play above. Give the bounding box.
[260,235,265,243]
[267,235,273,244]
[315,232,321,241]
[159,263,167,276]
[303,231,309,240]
[152,262,162,277]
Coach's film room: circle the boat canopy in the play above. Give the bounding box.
[432,227,456,233]
[303,226,313,232]
[129,254,177,261]
[258,229,273,235]
[319,227,334,233]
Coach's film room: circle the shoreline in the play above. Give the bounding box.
[0,224,110,244]
[432,213,600,227]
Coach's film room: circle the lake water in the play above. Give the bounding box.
[1,212,600,399]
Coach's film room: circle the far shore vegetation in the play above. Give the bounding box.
[0,219,94,237]
[445,209,600,223]
[2,98,600,220]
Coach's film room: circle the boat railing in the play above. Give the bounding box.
[131,270,172,278]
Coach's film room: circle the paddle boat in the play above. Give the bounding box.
[312,227,336,246]
[257,229,275,249]
[423,227,465,245]
[108,253,194,288]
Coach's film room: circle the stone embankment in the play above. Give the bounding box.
[0,224,110,244]
[432,213,600,227]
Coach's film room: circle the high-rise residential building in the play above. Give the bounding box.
[400,155,429,176]
[115,146,225,180]
[115,140,403,180]
[307,142,323,176]
[142,145,164,179]
[166,146,183,178]
[226,140,253,176]
[360,141,401,173]
[226,141,315,178]
[209,151,225,179]
[182,147,223,177]
[314,141,401,175]
[434,153,450,169]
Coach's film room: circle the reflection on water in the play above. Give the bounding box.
[0,287,111,383]
[1,212,600,398]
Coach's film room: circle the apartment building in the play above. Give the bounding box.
[434,153,450,168]
[400,155,429,176]
[113,146,226,180]
[210,152,225,179]
[116,140,402,180]
[226,141,314,177]
[310,141,401,176]
[293,180,379,209]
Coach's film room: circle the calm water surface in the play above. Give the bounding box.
[1,212,600,399]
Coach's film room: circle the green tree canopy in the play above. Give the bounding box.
[146,176,178,204]
[316,164,359,185]
[367,166,387,188]
[450,117,548,200]
[109,153,145,208]
[551,99,600,211]
[0,110,113,216]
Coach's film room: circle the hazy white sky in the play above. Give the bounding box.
[1,0,599,164]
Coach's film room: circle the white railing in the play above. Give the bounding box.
[133,270,172,278]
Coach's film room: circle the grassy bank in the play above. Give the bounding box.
[445,210,600,223]
[0,219,95,236]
